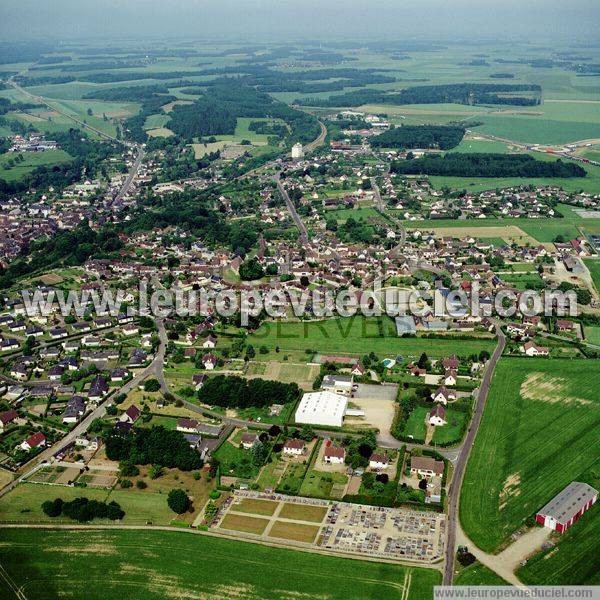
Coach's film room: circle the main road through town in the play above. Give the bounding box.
[442,323,506,584]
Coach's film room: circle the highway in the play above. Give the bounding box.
[442,323,506,585]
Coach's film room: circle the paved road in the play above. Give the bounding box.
[110,144,145,206]
[274,171,309,245]
[0,319,167,499]
[304,120,327,153]
[6,77,127,146]
[442,323,506,585]
[370,176,407,250]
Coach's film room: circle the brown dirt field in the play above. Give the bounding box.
[162,100,193,113]
[233,498,279,516]
[55,467,81,485]
[147,127,174,138]
[0,469,14,488]
[424,225,538,245]
[219,513,269,535]
[268,521,320,544]
[38,273,64,285]
[278,503,328,523]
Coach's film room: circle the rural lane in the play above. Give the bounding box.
[443,323,506,585]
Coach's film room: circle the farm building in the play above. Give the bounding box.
[536,482,598,533]
[295,391,348,428]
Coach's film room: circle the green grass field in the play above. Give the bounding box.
[460,357,600,553]
[0,149,72,182]
[0,528,441,599]
[247,316,496,359]
[0,483,183,525]
[584,259,600,295]
[584,325,600,346]
[454,563,509,585]
[407,212,600,243]
[431,407,468,445]
[517,501,600,585]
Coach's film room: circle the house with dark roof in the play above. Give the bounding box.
[323,445,346,464]
[88,376,108,401]
[0,409,18,432]
[120,405,141,424]
[62,396,86,424]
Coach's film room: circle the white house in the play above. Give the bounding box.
[520,341,550,356]
[369,453,390,470]
[428,405,447,426]
[431,386,456,405]
[202,335,217,349]
[20,432,46,451]
[202,353,217,370]
[443,369,457,386]
[323,445,346,464]
[321,374,353,396]
[283,439,306,456]
[240,432,259,449]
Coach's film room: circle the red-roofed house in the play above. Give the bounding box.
[21,432,46,451]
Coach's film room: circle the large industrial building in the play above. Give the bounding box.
[535,481,598,533]
[295,391,348,428]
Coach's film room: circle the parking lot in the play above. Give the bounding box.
[347,383,399,444]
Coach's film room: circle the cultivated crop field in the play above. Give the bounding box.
[460,357,600,554]
[0,528,441,599]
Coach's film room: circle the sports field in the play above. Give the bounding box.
[460,357,600,553]
[0,528,441,599]
[247,316,496,359]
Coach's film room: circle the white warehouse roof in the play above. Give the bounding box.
[295,391,348,428]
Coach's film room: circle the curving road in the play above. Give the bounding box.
[443,323,506,585]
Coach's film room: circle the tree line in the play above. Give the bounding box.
[390,153,586,178]
[104,426,203,471]
[198,375,301,409]
[297,82,542,107]
[371,125,465,150]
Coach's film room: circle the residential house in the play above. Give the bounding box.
[410,456,444,477]
[521,341,550,356]
[323,445,346,464]
[431,386,456,405]
[428,405,447,426]
[240,432,259,449]
[0,409,18,432]
[283,439,306,456]
[369,453,390,470]
[20,432,46,451]
[120,405,141,424]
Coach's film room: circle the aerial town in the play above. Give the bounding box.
[0,2,598,598]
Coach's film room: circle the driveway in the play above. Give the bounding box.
[349,384,398,445]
